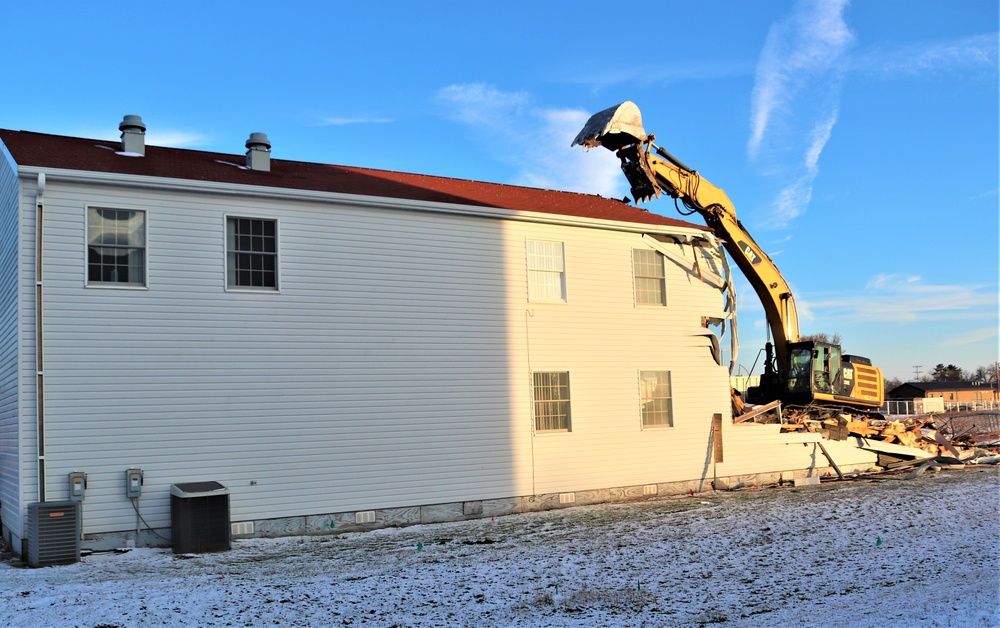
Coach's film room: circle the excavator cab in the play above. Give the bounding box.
[784,341,841,401]
[783,341,883,409]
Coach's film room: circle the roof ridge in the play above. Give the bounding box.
[0,127,703,231]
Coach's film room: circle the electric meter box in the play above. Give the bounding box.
[125,468,143,498]
[68,471,87,502]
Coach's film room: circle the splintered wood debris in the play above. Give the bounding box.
[734,402,1000,473]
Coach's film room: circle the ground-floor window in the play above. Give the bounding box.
[533,371,571,432]
[640,370,673,427]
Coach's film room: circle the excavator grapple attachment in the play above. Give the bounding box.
[571,101,647,151]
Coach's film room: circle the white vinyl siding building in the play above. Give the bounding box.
[0,124,880,555]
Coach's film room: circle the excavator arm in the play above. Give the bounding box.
[573,102,800,374]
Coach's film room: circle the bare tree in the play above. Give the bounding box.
[799,332,843,346]
[884,376,904,392]
[974,361,1000,392]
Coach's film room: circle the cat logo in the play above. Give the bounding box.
[738,241,760,265]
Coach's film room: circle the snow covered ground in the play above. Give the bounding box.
[2,467,997,627]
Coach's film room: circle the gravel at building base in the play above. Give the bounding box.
[2,466,997,627]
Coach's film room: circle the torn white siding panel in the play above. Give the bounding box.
[0,148,21,544]
[641,234,726,289]
[851,437,933,459]
[715,423,879,477]
[818,438,881,468]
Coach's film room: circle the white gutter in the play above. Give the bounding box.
[15,165,713,239]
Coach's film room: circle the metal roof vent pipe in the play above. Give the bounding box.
[245,132,271,172]
[119,115,146,156]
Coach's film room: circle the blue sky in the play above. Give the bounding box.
[2,0,996,381]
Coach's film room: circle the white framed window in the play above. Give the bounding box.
[527,240,566,302]
[226,216,278,290]
[640,370,673,427]
[533,371,571,432]
[633,249,666,306]
[87,207,146,286]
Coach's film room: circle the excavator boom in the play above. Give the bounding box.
[573,102,800,369]
[574,101,883,410]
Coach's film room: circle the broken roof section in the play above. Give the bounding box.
[0,128,708,232]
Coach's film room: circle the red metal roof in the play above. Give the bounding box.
[0,129,706,231]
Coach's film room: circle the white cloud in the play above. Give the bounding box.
[746,0,854,230]
[946,326,1000,347]
[854,33,998,78]
[866,273,921,290]
[804,110,837,172]
[748,0,853,160]
[767,105,839,227]
[803,279,998,324]
[435,83,529,126]
[768,177,813,227]
[434,83,626,197]
[748,9,996,232]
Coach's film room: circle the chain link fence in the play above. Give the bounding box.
[882,399,1000,416]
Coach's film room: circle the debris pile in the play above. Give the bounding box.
[735,402,1000,472]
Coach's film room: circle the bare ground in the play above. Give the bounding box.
[1,466,998,627]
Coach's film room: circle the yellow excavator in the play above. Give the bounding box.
[573,101,883,412]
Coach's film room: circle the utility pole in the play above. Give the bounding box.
[912,365,922,381]
[994,361,999,400]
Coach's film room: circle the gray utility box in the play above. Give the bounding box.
[26,501,81,567]
[170,481,231,554]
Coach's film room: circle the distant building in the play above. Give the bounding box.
[887,381,998,404]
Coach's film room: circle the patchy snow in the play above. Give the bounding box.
[2,468,997,627]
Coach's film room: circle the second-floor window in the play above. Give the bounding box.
[226,217,278,290]
[633,249,666,306]
[526,240,566,302]
[87,208,146,286]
